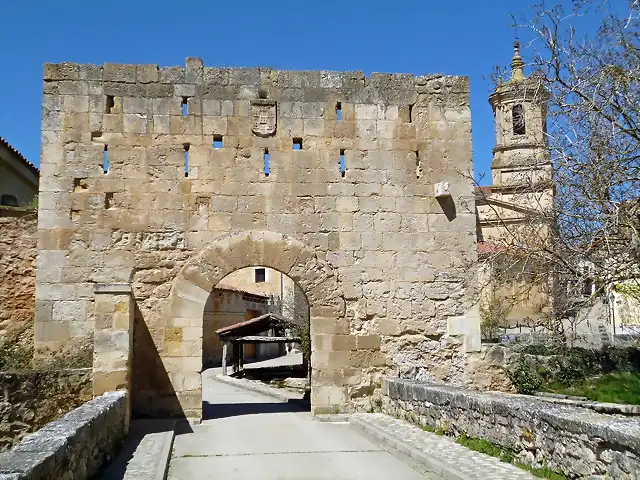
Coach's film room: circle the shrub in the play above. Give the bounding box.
[508,355,543,394]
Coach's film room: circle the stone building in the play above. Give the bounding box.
[202,284,269,367]
[221,266,308,333]
[475,42,554,332]
[36,59,479,420]
[0,137,39,207]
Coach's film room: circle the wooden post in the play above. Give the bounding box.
[232,343,239,373]
[222,341,228,376]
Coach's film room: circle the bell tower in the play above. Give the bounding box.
[488,41,551,189]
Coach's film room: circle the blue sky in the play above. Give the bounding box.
[1,0,536,184]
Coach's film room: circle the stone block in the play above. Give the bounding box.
[137,64,159,83]
[44,62,79,80]
[356,335,381,350]
[79,64,103,81]
[160,66,185,83]
[93,370,128,396]
[174,84,196,97]
[103,63,137,83]
[122,113,148,134]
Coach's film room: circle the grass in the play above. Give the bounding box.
[545,371,640,405]
[456,433,568,480]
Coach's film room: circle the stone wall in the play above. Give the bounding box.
[0,209,36,346]
[37,59,479,418]
[0,391,127,479]
[382,378,640,479]
[0,369,92,452]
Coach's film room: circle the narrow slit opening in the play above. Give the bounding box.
[103,145,109,174]
[415,150,422,179]
[105,96,114,114]
[409,103,414,123]
[264,149,270,176]
[182,97,189,116]
[213,135,223,149]
[104,192,114,209]
[292,138,303,151]
[184,143,190,177]
[336,102,342,121]
[339,149,346,177]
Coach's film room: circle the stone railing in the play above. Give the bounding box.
[0,369,92,452]
[0,390,127,479]
[382,378,640,478]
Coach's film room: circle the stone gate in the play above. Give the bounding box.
[36,58,479,419]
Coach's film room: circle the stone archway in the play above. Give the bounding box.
[163,230,345,419]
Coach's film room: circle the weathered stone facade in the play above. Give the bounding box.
[0,209,36,344]
[37,59,479,419]
[382,378,640,479]
[0,369,91,452]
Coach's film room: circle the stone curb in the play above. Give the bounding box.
[153,424,176,480]
[313,414,350,423]
[348,415,470,480]
[99,420,176,480]
[214,374,302,403]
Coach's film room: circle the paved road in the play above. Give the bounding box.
[167,371,435,480]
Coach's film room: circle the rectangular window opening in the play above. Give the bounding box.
[292,138,303,150]
[339,149,346,177]
[105,95,114,114]
[213,135,223,149]
[74,177,88,192]
[254,267,266,283]
[263,148,270,176]
[184,143,190,177]
[409,103,414,123]
[336,102,342,121]
[182,97,189,116]
[103,145,109,174]
[104,192,114,209]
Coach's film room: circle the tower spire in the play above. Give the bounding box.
[511,40,526,81]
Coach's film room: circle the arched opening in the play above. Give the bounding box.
[161,231,345,421]
[201,266,311,419]
[512,104,526,135]
[202,266,310,376]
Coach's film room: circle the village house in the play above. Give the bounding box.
[0,137,38,207]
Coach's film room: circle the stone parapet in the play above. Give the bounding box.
[0,369,91,452]
[43,61,470,106]
[0,391,127,479]
[382,378,640,479]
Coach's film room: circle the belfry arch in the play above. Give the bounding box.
[163,230,345,419]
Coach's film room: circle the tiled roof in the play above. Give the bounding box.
[0,136,38,175]
[474,186,493,200]
[477,241,506,255]
[214,283,269,299]
[215,312,287,336]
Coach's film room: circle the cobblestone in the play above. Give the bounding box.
[350,413,536,480]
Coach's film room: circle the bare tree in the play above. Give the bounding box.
[478,0,640,343]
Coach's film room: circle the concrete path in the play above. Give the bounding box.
[167,370,436,480]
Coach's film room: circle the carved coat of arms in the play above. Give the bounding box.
[251,99,277,137]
